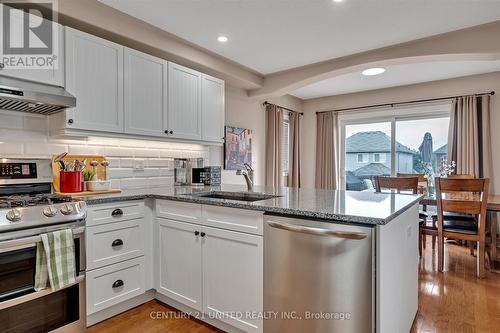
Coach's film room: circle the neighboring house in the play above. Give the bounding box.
[433,144,448,168]
[346,131,415,174]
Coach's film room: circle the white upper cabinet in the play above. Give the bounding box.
[124,48,168,137]
[0,20,64,87]
[201,74,225,143]
[167,63,202,140]
[64,27,124,133]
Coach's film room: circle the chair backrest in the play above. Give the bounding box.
[374,176,418,194]
[435,177,489,228]
[397,173,426,183]
[448,174,475,179]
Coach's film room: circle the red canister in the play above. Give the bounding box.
[60,171,84,193]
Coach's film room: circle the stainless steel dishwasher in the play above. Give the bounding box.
[264,215,374,333]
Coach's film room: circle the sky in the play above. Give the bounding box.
[345,117,450,152]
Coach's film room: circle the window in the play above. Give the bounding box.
[357,153,368,163]
[373,153,386,163]
[282,118,290,176]
[340,104,450,191]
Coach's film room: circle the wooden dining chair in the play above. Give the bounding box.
[374,176,418,194]
[397,172,426,183]
[435,177,489,278]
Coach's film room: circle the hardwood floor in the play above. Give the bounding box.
[88,239,500,333]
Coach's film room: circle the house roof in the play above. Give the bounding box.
[346,131,414,154]
[353,163,391,177]
[434,144,447,155]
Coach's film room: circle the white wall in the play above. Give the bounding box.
[301,71,500,194]
[210,85,303,186]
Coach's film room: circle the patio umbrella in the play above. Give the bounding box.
[419,132,433,163]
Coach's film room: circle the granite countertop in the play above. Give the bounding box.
[76,184,422,225]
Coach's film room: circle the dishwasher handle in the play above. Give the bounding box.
[267,221,367,240]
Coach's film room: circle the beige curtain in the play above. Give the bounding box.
[265,104,284,189]
[315,112,339,189]
[448,95,493,190]
[288,111,301,187]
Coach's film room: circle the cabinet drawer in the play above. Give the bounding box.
[86,218,144,270]
[87,201,145,226]
[86,257,146,315]
[156,200,202,224]
[202,206,264,235]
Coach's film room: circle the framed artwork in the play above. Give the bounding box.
[224,126,253,170]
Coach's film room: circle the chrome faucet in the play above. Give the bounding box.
[236,163,254,191]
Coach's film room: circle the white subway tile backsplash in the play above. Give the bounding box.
[68,144,104,155]
[147,177,173,187]
[107,168,134,179]
[145,158,173,168]
[120,178,148,189]
[134,148,160,158]
[0,112,215,190]
[24,143,68,157]
[0,142,23,156]
[104,147,134,157]
[133,168,160,178]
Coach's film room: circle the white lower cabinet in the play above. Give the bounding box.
[86,257,146,314]
[202,226,263,333]
[157,218,203,311]
[156,212,263,333]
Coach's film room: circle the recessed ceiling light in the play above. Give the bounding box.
[362,67,386,76]
[217,36,228,43]
[333,0,344,3]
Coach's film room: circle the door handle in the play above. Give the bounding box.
[111,239,123,247]
[267,221,367,240]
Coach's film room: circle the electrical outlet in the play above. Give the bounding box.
[133,159,145,171]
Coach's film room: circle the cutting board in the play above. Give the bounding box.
[55,189,122,197]
[52,154,109,192]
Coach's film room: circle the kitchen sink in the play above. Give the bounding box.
[187,191,281,202]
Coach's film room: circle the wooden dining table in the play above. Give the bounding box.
[420,194,500,269]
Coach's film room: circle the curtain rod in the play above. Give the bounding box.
[315,91,495,115]
[263,101,304,115]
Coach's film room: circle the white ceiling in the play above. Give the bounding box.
[290,60,500,99]
[100,0,500,74]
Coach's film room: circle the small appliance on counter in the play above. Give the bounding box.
[192,166,222,186]
[174,158,204,186]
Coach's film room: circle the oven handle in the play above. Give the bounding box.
[0,273,85,311]
[0,227,85,253]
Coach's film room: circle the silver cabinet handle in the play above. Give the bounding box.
[267,221,367,240]
[0,226,85,253]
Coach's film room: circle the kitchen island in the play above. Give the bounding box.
[80,185,421,333]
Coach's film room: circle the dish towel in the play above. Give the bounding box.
[34,229,76,291]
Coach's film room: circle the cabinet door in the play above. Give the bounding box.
[202,226,263,333]
[124,48,168,137]
[157,218,202,311]
[0,17,64,87]
[201,74,225,143]
[65,27,124,133]
[167,63,201,140]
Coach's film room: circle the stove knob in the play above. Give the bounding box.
[60,203,74,215]
[6,208,22,222]
[43,205,58,217]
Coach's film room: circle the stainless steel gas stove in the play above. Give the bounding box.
[0,159,87,333]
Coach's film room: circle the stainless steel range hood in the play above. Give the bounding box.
[0,76,76,115]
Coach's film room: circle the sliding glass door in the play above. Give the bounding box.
[339,104,450,190]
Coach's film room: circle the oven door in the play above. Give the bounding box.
[0,227,86,333]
